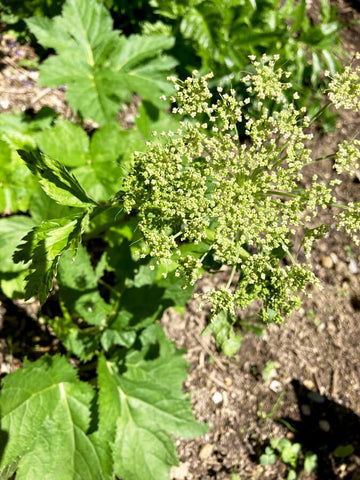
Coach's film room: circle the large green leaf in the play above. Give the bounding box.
[27,0,176,124]
[0,355,112,480]
[98,326,208,480]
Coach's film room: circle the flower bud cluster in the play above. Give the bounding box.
[122,54,360,347]
[326,55,360,111]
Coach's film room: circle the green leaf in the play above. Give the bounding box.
[260,446,276,465]
[27,0,177,124]
[36,120,90,167]
[0,216,35,273]
[97,330,208,480]
[333,444,354,458]
[48,301,101,362]
[304,451,318,472]
[280,443,301,468]
[0,115,40,213]
[18,149,95,208]
[29,188,77,223]
[287,470,297,480]
[0,355,111,480]
[202,310,242,356]
[58,245,112,326]
[13,213,88,303]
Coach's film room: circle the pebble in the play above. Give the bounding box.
[321,255,334,269]
[199,443,213,460]
[269,380,282,393]
[212,391,223,404]
[225,377,232,386]
[300,404,311,416]
[319,419,331,432]
[348,258,358,274]
[303,379,315,390]
[171,463,189,480]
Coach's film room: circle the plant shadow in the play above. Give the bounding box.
[280,379,360,479]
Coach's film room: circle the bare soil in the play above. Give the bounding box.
[0,1,360,479]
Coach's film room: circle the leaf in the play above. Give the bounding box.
[202,310,242,356]
[27,0,177,124]
[0,216,35,273]
[97,328,208,480]
[29,188,78,224]
[304,451,318,472]
[13,213,88,303]
[36,120,90,167]
[333,444,354,458]
[260,446,276,465]
[58,245,112,326]
[18,149,95,207]
[48,301,101,361]
[0,355,111,480]
[0,115,41,213]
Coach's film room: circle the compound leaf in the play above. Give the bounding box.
[97,329,208,480]
[0,355,110,480]
[27,0,176,124]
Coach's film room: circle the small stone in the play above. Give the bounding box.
[321,256,334,269]
[171,463,189,480]
[269,380,282,393]
[199,443,213,460]
[212,391,223,404]
[225,377,232,386]
[301,404,311,416]
[348,259,358,275]
[0,99,9,109]
[319,419,330,432]
[303,379,315,390]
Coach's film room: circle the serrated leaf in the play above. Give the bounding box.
[97,337,208,480]
[17,149,95,208]
[29,188,77,223]
[27,0,177,124]
[13,213,87,303]
[0,355,111,480]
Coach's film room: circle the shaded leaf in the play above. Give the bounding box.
[0,355,111,480]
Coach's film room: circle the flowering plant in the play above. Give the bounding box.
[123,54,360,355]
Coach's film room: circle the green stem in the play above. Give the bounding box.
[263,190,298,198]
[226,265,237,289]
[98,278,121,299]
[309,101,332,125]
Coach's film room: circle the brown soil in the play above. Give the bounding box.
[1,1,360,480]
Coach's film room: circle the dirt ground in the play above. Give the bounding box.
[1,1,360,479]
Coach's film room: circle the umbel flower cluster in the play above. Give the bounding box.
[123,55,360,354]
